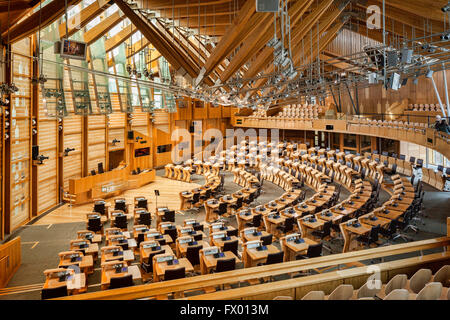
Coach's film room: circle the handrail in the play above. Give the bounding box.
[57,236,450,300]
[186,251,450,300]
[233,117,450,159]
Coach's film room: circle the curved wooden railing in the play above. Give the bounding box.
[232,117,450,160]
[56,236,450,300]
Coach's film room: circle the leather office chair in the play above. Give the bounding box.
[109,274,133,289]
[113,215,127,230]
[356,225,380,248]
[164,228,178,242]
[164,267,186,281]
[276,217,295,234]
[222,240,239,256]
[87,217,102,233]
[93,203,106,215]
[296,243,323,259]
[213,202,228,221]
[141,250,165,274]
[245,214,262,228]
[187,193,201,212]
[215,258,236,273]
[41,285,68,300]
[138,212,151,226]
[264,251,284,265]
[136,198,148,210]
[114,200,127,213]
[260,234,273,246]
[230,197,244,212]
[161,210,175,223]
[226,229,238,237]
[186,245,203,267]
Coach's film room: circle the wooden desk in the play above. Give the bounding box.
[144,233,173,245]
[200,251,241,275]
[179,191,193,210]
[306,198,328,208]
[177,240,210,257]
[153,257,194,282]
[140,245,174,263]
[58,254,94,274]
[299,217,325,240]
[242,230,271,243]
[359,215,391,228]
[344,223,371,236]
[211,235,239,249]
[294,204,316,216]
[280,207,301,219]
[282,237,317,261]
[375,209,405,221]
[77,231,102,243]
[331,206,357,217]
[244,244,280,267]
[385,202,410,212]
[101,249,135,266]
[316,211,343,223]
[43,269,87,295]
[265,201,284,211]
[101,265,141,290]
[252,206,268,215]
[204,199,220,222]
[264,215,286,235]
[70,241,99,261]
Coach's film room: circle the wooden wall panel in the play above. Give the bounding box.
[108,128,125,151]
[0,237,21,288]
[108,113,125,128]
[88,143,107,173]
[63,115,83,191]
[10,38,32,231]
[36,118,58,213]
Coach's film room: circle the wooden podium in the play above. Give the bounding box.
[68,130,155,205]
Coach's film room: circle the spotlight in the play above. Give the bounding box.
[426,69,434,78]
[442,2,450,12]
[440,33,450,40]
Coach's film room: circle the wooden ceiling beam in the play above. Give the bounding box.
[376,0,448,24]
[219,0,313,84]
[1,0,82,44]
[357,0,444,33]
[104,23,136,52]
[0,1,34,12]
[114,0,205,83]
[196,0,259,84]
[137,0,232,10]
[83,10,125,45]
[291,0,336,44]
[59,0,113,39]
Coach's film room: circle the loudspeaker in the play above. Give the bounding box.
[387,51,399,67]
[256,0,279,12]
[401,78,408,86]
[32,145,39,160]
[326,125,334,130]
[189,124,195,133]
[154,190,160,196]
[98,162,104,174]
[400,48,413,64]
[90,170,96,176]
[127,130,134,139]
[387,73,401,90]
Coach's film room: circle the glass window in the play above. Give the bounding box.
[360,135,371,149]
[85,16,101,31]
[343,134,357,148]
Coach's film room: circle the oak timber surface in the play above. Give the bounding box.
[35,176,202,225]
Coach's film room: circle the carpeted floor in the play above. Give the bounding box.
[1,168,448,300]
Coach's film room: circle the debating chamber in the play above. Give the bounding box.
[0,0,450,306]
